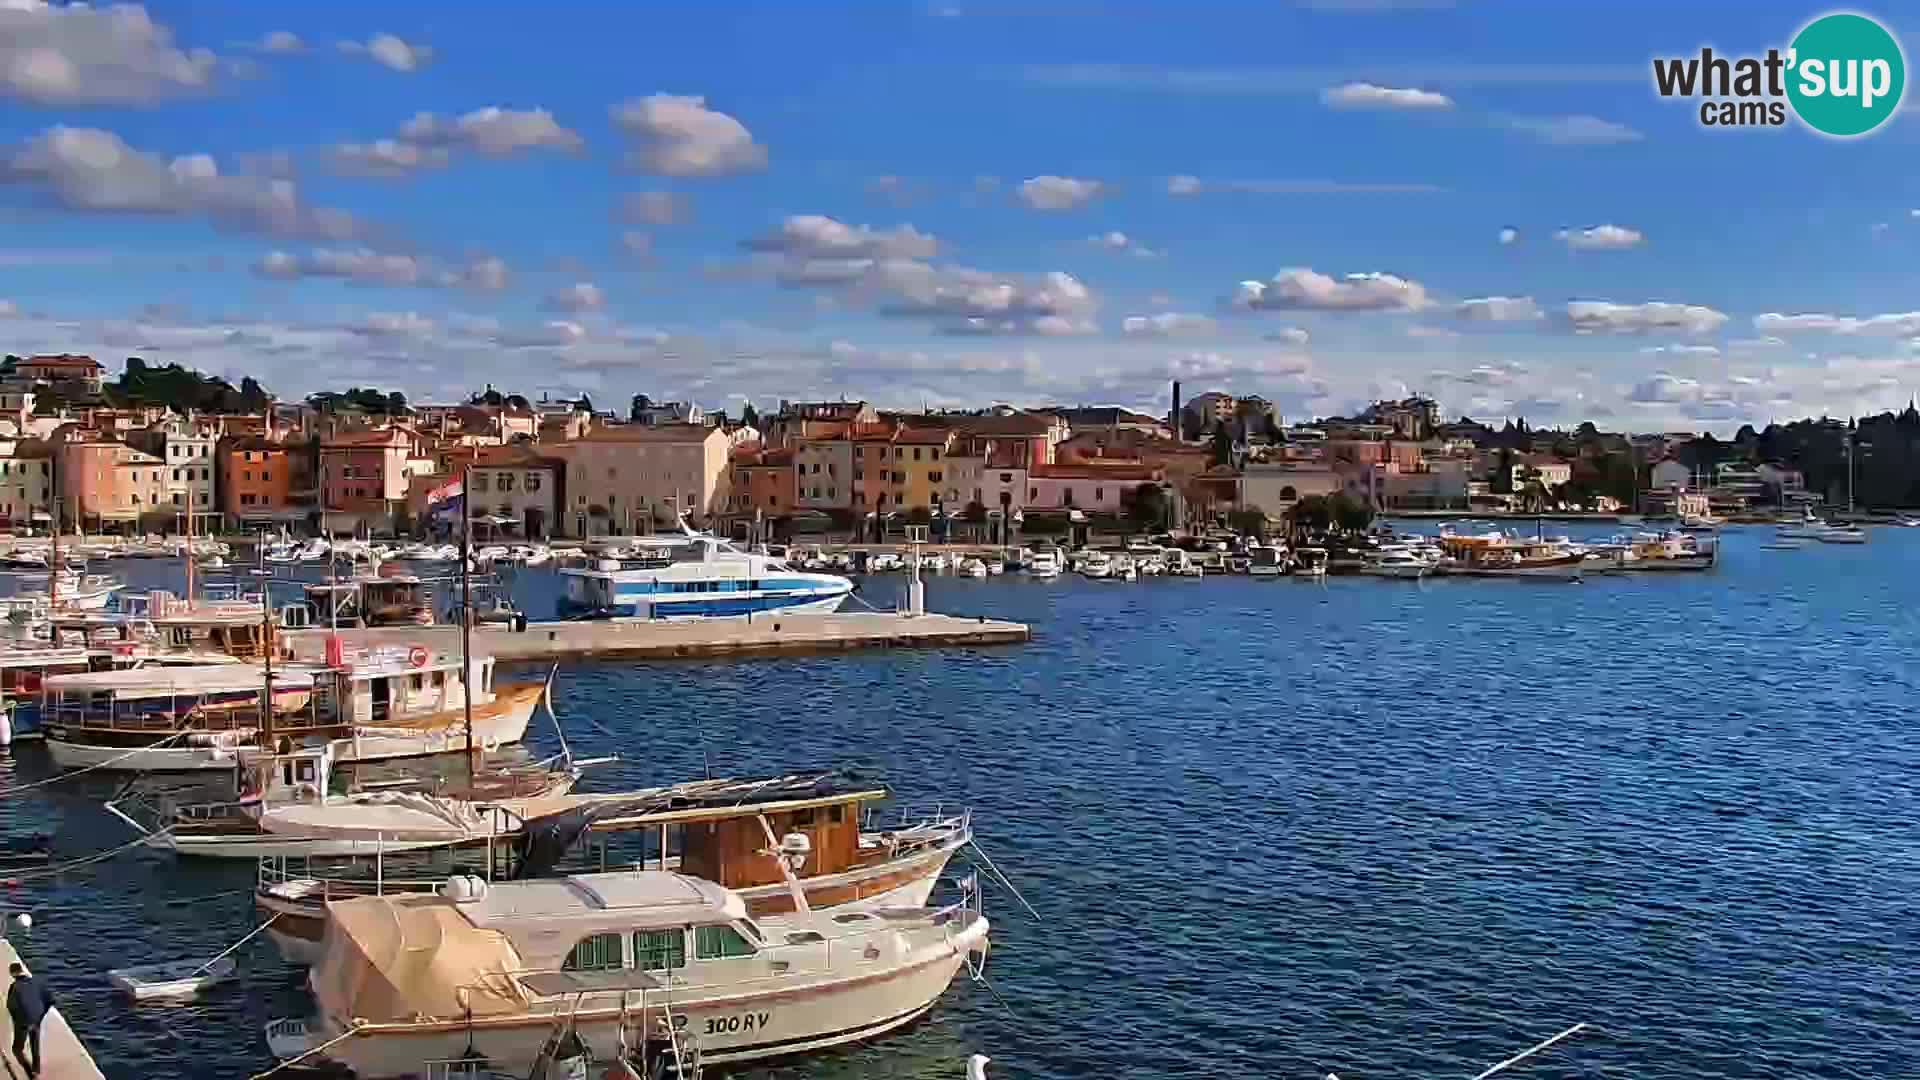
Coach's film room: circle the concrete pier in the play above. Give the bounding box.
[0,937,103,1080]
[291,611,1031,664]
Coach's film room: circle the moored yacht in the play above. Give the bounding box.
[1078,550,1113,579]
[1361,549,1432,579]
[560,531,851,619]
[277,866,990,1077]
[1247,543,1288,578]
[1026,548,1063,578]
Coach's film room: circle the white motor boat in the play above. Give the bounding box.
[1079,551,1113,579]
[957,558,988,578]
[1362,551,1432,579]
[1815,523,1868,544]
[274,869,990,1077]
[1776,507,1830,539]
[1027,549,1063,578]
[1162,548,1203,577]
[560,529,852,618]
[1247,544,1288,578]
[1113,555,1139,582]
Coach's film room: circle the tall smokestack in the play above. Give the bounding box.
[1171,380,1182,441]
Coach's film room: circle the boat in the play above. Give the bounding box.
[15,573,121,611]
[956,558,988,578]
[1226,555,1251,575]
[1026,549,1063,578]
[1435,535,1584,581]
[41,632,542,771]
[1292,547,1328,578]
[1617,531,1717,571]
[254,770,974,964]
[272,865,990,1077]
[1247,544,1288,578]
[559,530,851,619]
[105,737,586,859]
[1162,548,1202,577]
[1361,550,1431,579]
[1761,537,1806,550]
[1078,551,1113,579]
[294,568,436,628]
[1776,507,1830,539]
[1816,523,1868,544]
[107,957,237,1001]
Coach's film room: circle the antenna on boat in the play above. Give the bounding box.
[460,460,475,787]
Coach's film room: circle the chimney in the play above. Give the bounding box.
[1171,380,1183,441]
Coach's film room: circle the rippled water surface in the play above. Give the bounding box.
[5,526,1920,1079]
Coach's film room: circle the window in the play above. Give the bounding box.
[474,474,491,493]
[826,487,834,498]
[499,473,516,492]
[243,471,253,482]
[1029,487,1038,500]
[1095,487,1104,501]
[263,471,272,481]
[912,447,922,461]
[633,929,685,971]
[563,932,624,972]
[854,469,863,481]
[929,471,943,483]
[826,464,836,476]
[525,472,541,492]
[767,495,776,506]
[695,925,756,960]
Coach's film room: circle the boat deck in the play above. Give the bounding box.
[0,937,104,1080]
[289,612,1030,663]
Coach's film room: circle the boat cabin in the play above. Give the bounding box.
[280,634,493,725]
[43,665,317,738]
[296,573,434,629]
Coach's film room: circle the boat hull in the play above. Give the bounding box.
[300,918,986,1078]
[337,683,540,764]
[44,736,244,772]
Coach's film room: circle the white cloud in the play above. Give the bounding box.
[544,282,605,314]
[1456,296,1542,322]
[0,1,218,105]
[1234,268,1428,311]
[496,320,587,349]
[1016,175,1104,210]
[0,300,18,319]
[1501,114,1642,145]
[1263,326,1311,345]
[330,107,583,177]
[1566,300,1727,335]
[1121,312,1216,337]
[1753,311,1920,336]
[1557,224,1644,251]
[1166,350,1312,381]
[620,231,652,257]
[1320,82,1453,109]
[1498,226,1519,245]
[1728,335,1788,350]
[1629,373,1702,404]
[339,33,432,73]
[873,264,1100,336]
[1167,175,1444,195]
[253,248,423,286]
[257,30,305,54]
[619,191,689,226]
[746,215,937,260]
[1406,324,1461,339]
[350,311,435,338]
[1640,344,1720,357]
[439,255,509,292]
[611,94,766,177]
[5,127,373,243]
[1088,231,1161,257]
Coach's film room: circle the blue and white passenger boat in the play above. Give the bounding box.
[558,531,853,618]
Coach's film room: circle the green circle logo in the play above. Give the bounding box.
[1787,12,1905,136]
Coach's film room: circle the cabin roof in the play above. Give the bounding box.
[454,871,742,930]
[44,664,312,696]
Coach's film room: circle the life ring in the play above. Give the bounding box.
[408,645,430,668]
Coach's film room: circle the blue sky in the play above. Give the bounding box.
[2,0,1918,431]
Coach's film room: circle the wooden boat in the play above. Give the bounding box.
[1435,535,1584,580]
[256,771,973,964]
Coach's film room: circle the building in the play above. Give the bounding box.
[1380,458,1472,509]
[790,424,854,512]
[1236,462,1343,518]
[1035,406,1169,439]
[220,436,298,526]
[442,444,564,538]
[1510,454,1573,492]
[895,427,953,512]
[764,400,878,446]
[0,437,52,528]
[131,415,221,529]
[1363,395,1439,441]
[15,354,105,394]
[319,426,424,526]
[951,411,1061,471]
[55,434,167,529]
[1026,461,1163,513]
[550,423,730,537]
[631,400,705,427]
[726,445,797,537]
[850,425,898,514]
[1649,459,1692,491]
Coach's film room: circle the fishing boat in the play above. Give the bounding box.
[1436,535,1584,581]
[559,530,851,619]
[1815,523,1868,544]
[15,572,121,611]
[254,771,976,964]
[273,864,990,1077]
[294,568,436,628]
[40,633,541,771]
[1617,531,1717,571]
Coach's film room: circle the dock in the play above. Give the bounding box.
[291,611,1031,663]
[0,937,103,1080]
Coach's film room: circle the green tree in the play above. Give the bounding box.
[629,393,653,422]
[1209,425,1235,467]
[1328,492,1374,532]
[385,390,409,415]
[1127,483,1167,532]
[1227,507,1268,536]
[905,505,933,526]
[1287,494,1332,538]
[505,393,531,411]
[741,402,760,429]
[575,394,594,414]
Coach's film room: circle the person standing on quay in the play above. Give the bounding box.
[6,961,51,1077]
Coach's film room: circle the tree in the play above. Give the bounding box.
[1287,494,1332,538]
[1227,508,1268,537]
[963,499,988,524]
[505,393,530,411]
[1328,492,1374,532]
[1209,425,1235,467]
[905,505,932,526]
[238,376,271,413]
[575,394,594,414]
[385,390,409,415]
[1491,447,1516,494]
[741,402,760,429]
[1127,483,1167,532]
[629,393,653,422]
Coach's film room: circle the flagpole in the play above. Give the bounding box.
[460,462,474,786]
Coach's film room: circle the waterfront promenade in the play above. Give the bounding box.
[0,939,102,1080]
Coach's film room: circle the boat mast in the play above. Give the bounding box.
[260,583,275,749]
[46,461,58,610]
[460,461,474,785]
[183,492,195,605]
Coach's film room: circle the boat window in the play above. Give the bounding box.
[411,674,424,692]
[832,912,872,924]
[694,925,757,960]
[736,920,763,943]
[783,931,826,945]
[632,929,685,971]
[562,932,623,972]
[792,808,816,827]
[827,804,844,824]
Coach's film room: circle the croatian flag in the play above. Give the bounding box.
[426,477,464,521]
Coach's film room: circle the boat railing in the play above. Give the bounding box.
[257,857,463,902]
[861,805,971,854]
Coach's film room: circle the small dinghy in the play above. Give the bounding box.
[107,956,236,1001]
